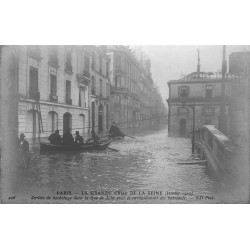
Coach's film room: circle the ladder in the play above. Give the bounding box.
[35,100,44,133]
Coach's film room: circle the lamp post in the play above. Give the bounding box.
[180,92,195,154]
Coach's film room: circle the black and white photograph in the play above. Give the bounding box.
[1,1,250,250]
[1,44,249,204]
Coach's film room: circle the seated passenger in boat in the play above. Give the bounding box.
[91,130,100,143]
[75,131,84,145]
[48,129,62,145]
[63,129,74,145]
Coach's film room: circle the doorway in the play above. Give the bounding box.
[98,105,103,132]
[179,119,186,136]
[63,112,72,134]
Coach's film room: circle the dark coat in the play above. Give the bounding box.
[48,133,62,145]
[75,135,84,145]
[63,132,74,145]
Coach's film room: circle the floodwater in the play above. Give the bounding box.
[9,126,220,203]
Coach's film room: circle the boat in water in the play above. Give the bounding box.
[40,139,112,152]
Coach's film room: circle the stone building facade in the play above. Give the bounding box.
[14,45,90,138]
[107,45,165,129]
[167,71,238,136]
[107,46,141,128]
[89,46,111,133]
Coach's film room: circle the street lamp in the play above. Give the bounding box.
[180,92,195,154]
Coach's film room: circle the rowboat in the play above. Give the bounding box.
[40,139,112,152]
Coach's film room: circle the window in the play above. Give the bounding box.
[115,75,121,87]
[91,76,95,95]
[203,107,214,115]
[65,49,72,72]
[84,55,90,71]
[99,79,102,96]
[106,62,109,77]
[66,80,71,99]
[91,52,95,69]
[49,46,58,65]
[29,66,38,91]
[205,85,213,98]
[99,56,102,73]
[178,86,190,98]
[50,74,57,96]
[116,55,121,68]
[79,88,85,107]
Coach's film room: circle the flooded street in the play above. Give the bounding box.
[14,126,218,203]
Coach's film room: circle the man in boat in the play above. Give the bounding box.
[48,129,62,145]
[75,131,84,145]
[90,130,100,144]
[19,133,30,161]
[63,129,74,145]
[109,122,124,138]
[109,122,116,136]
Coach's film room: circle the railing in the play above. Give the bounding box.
[195,125,234,169]
[110,86,129,93]
[76,70,91,85]
[49,94,58,103]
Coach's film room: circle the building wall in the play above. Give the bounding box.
[89,46,111,134]
[168,78,236,135]
[107,46,166,130]
[17,45,90,138]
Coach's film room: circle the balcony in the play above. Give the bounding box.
[115,68,126,75]
[66,98,72,105]
[29,90,40,101]
[50,94,58,103]
[28,46,41,60]
[76,70,91,86]
[110,86,129,94]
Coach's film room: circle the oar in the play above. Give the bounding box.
[107,147,119,152]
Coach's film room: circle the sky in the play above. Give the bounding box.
[141,45,248,103]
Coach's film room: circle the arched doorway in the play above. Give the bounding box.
[63,112,72,134]
[98,105,103,132]
[26,109,39,138]
[79,114,85,135]
[47,111,58,134]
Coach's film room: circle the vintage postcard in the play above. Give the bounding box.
[0,45,249,204]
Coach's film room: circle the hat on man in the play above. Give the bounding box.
[20,133,25,139]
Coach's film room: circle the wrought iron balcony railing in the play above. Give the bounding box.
[50,94,58,103]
